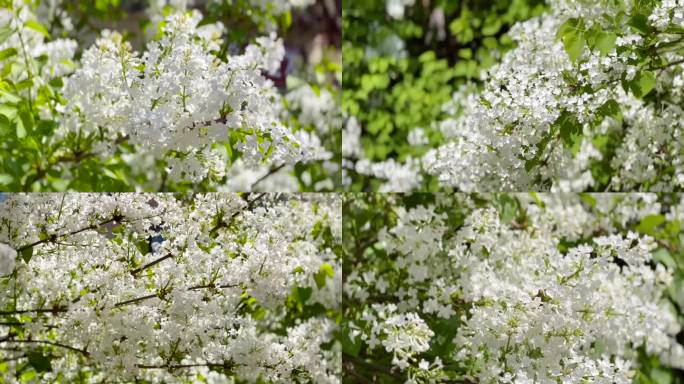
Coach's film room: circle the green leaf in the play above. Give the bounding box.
[0,113,10,134]
[135,239,150,255]
[95,0,109,11]
[493,195,519,224]
[0,47,17,60]
[630,71,656,98]
[15,116,25,138]
[557,18,585,62]
[596,99,621,121]
[17,103,34,135]
[280,10,292,29]
[554,110,582,148]
[650,368,673,384]
[481,15,502,36]
[425,316,460,357]
[24,20,49,38]
[292,286,312,304]
[653,248,676,269]
[340,324,362,357]
[27,351,52,372]
[637,214,665,235]
[0,89,20,104]
[629,13,652,35]
[21,246,33,263]
[525,130,554,172]
[592,32,616,55]
[563,33,584,62]
[0,27,12,45]
[314,263,335,289]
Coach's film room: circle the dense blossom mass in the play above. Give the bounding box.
[0,0,340,191]
[0,193,341,382]
[343,193,684,383]
[344,0,684,191]
[60,10,324,183]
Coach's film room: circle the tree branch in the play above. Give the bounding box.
[16,215,123,253]
[343,353,404,381]
[0,307,68,315]
[114,282,240,308]
[137,362,233,370]
[113,293,159,308]
[249,164,286,190]
[0,339,89,356]
[187,283,239,290]
[130,194,266,277]
[129,253,174,276]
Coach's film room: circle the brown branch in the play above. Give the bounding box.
[0,339,89,356]
[114,282,239,307]
[137,362,233,370]
[0,354,26,362]
[0,307,68,315]
[249,164,286,190]
[129,253,174,276]
[0,321,57,329]
[131,194,267,276]
[54,152,96,164]
[343,361,372,384]
[343,353,404,381]
[0,333,15,342]
[15,210,167,254]
[113,293,159,308]
[187,283,239,290]
[16,215,123,253]
[655,57,684,69]
[229,193,267,222]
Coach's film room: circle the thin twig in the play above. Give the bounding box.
[16,216,122,253]
[114,293,159,308]
[343,353,404,380]
[130,194,265,276]
[0,339,89,356]
[137,362,232,370]
[249,164,286,190]
[0,307,68,315]
[129,253,174,276]
[187,283,239,290]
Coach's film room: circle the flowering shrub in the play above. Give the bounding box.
[0,193,341,382]
[342,0,545,191]
[0,0,340,192]
[345,0,684,192]
[343,193,684,383]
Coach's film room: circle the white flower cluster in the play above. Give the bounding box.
[0,1,77,109]
[61,10,323,183]
[649,0,684,30]
[0,193,341,383]
[452,208,683,383]
[363,304,434,369]
[386,0,415,20]
[0,242,16,276]
[343,117,423,191]
[345,193,684,383]
[286,84,340,136]
[424,0,684,191]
